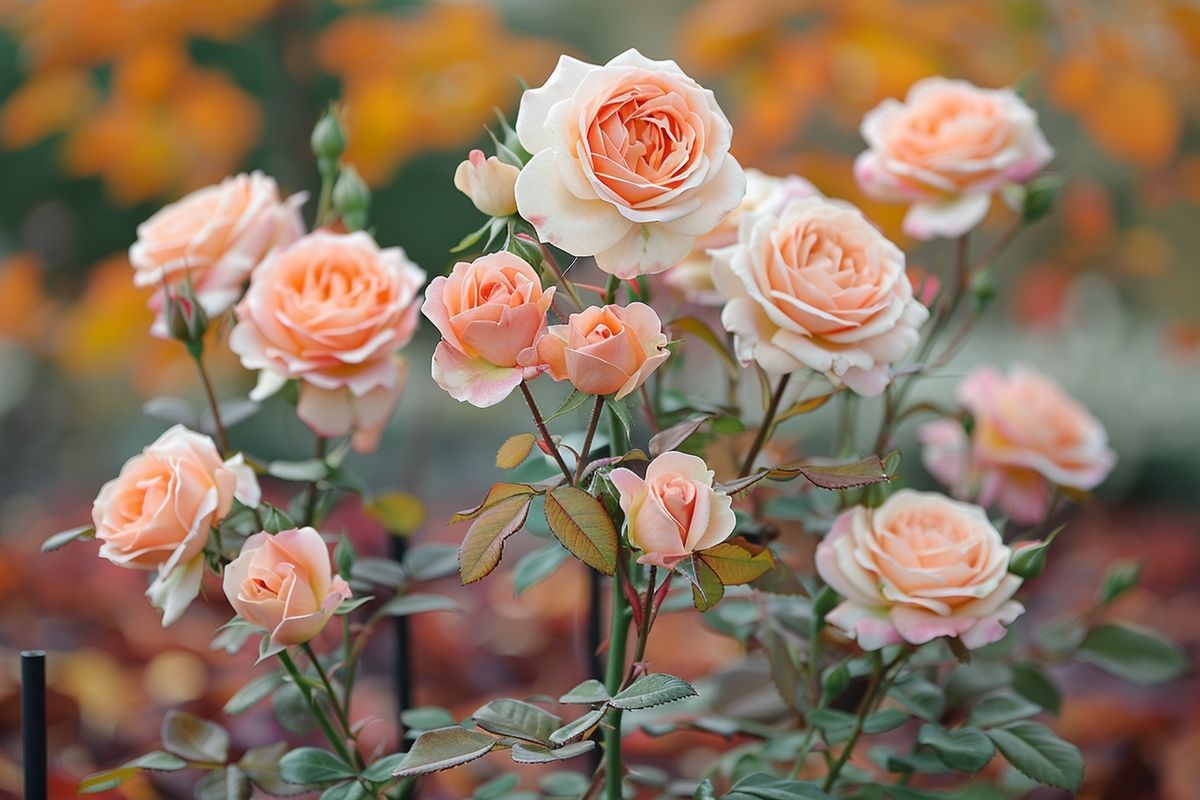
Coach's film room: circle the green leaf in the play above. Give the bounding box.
[1097,560,1141,604]
[496,433,537,468]
[318,781,370,800]
[605,396,634,442]
[1008,526,1061,579]
[257,633,286,665]
[668,316,739,380]
[361,754,405,781]
[548,707,605,746]
[917,724,995,773]
[543,487,618,574]
[691,557,725,611]
[404,544,459,581]
[807,708,856,743]
[864,708,910,734]
[223,670,285,715]
[121,751,189,771]
[648,414,713,457]
[1077,623,1187,684]
[161,710,229,764]
[471,699,562,745]
[394,727,497,777]
[889,678,945,722]
[334,596,374,615]
[278,747,357,785]
[694,778,717,800]
[540,771,591,797]
[697,538,775,586]
[986,721,1083,791]
[1011,664,1061,714]
[610,673,697,710]
[374,593,458,618]
[967,693,1042,728]
[334,536,355,581]
[400,706,457,733]
[512,542,570,597]
[473,773,520,799]
[558,679,611,705]
[458,493,533,584]
[544,389,589,422]
[42,524,95,553]
[724,772,834,799]
[784,456,890,490]
[237,742,301,796]
[508,741,594,764]
[821,662,851,705]
[194,766,253,800]
[450,482,537,524]
[268,459,328,482]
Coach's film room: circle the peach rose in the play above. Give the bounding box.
[855,77,1054,240]
[610,451,736,568]
[93,425,260,626]
[130,171,305,336]
[521,302,669,399]
[222,527,352,647]
[514,49,746,279]
[816,490,1024,650]
[422,252,555,408]
[920,364,1116,524]
[229,230,426,453]
[454,149,520,217]
[664,168,820,305]
[712,197,928,396]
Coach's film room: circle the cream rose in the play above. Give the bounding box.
[610,451,735,568]
[920,364,1116,524]
[222,527,352,647]
[454,149,520,217]
[229,230,426,453]
[130,171,305,336]
[664,168,820,305]
[712,197,928,396]
[92,425,260,626]
[855,77,1054,240]
[514,49,746,279]
[816,490,1024,650]
[521,302,669,400]
[422,252,555,408]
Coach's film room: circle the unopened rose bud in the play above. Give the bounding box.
[332,166,370,231]
[454,149,519,217]
[311,110,346,173]
[164,279,209,352]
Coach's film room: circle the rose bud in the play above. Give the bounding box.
[454,149,520,217]
[522,302,669,400]
[223,527,352,647]
[610,451,736,568]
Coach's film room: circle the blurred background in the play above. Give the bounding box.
[0,0,1197,797]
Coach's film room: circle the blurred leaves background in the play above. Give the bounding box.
[0,0,1197,797]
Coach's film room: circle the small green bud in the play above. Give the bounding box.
[332,165,370,231]
[970,267,996,314]
[1021,175,1067,223]
[821,662,851,704]
[164,278,208,351]
[1008,526,1062,580]
[1098,559,1141,605]
[311,110,346,167]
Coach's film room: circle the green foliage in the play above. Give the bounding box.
[917,724,995,773]
[543,486,618,574]
[610,673,698,710]
[278,747,357,785]
[1077,623,1187,684]
[394,727,498,778]
[986,721,1084,791]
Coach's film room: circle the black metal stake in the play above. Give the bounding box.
[387,535,412,737]
[21,651,47,800]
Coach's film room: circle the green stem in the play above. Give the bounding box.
[603,273,620,305]
[301,436,328,527]
[626,566,658,681]
[821,651,884,792]
[190,348,229,455]
[602,552,633,800]
[519,382,574,484]
[739,373,791,477]
[278,650,357,768]
[575,395,605,485]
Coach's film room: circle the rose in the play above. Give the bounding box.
[514,48,746,279]
[664,168,820,305]
[454,149,520,217]
[712,196,928,396]
[920,364,1116,524]
[92,425,260,626]
[815,490,1024,650]
[610,451,735,568]
[130,171,305,336]
[854,77,1054,240]
[521,302,669,399]
[229,230,426,453]
[422,252,555,407]
[222,527,352,647]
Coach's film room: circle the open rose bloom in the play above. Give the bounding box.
[130,171,305,336]
[713,197,928,395]
[523,301,669,399]
[230,230,426,452]
[816,490,1025,650]
[92,425,260,625]
[921,364,1116,524]
[855,77,1054,240]
[610,451,735,568]
[422,252,554,407]
[223,527,352,647]
[514,49,746,278]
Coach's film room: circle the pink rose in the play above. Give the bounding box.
[422,252,555,408]
[222,527,352,647]
[514,49,746,279]
[93,425,260,626]
[920,364,1116,524]
[664,168,821,305]
[229,230,426,453]
[610,451,735,568]
[130,171,305,336]
[454,149,520,217]
[855,77,1054,240]
[816,490,1024,650]
[521,302,669,400]
[712,197,928,396]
